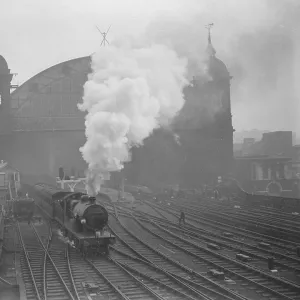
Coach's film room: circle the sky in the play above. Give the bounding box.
[1,0,299,135]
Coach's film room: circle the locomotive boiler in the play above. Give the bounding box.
[33,183,115,255]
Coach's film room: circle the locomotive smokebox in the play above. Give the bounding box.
[83,204,108,231]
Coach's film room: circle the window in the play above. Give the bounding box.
[262,165,269,179]
[278,164,285,179]
[251,163,256,180]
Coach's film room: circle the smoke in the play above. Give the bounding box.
[140,0,300,134]
[78,44,188,195]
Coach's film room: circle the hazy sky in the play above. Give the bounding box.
[1,0,192,84]
[1,0,299,134]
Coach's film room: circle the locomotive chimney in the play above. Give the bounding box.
[89,196,96,204]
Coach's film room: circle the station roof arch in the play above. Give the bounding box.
[11,56,91,131]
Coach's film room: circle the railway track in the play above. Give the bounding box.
[199,207,300,241]
[91,253,194,300]
[190,197,300,223]
[164,199,300,242]
[110,246,218,300]
[140,201,300,279]
[16,219,77,300]
[68,246,131,300]
[119,198,300,266]
[130,196,300,256]
[136,205,300,273]
[121,213,300,300]
[38,202,157,300]
[17,203,232,300]
[150,200,300,255]
[69,223,216,300]
[246,206,300,221]
[17,216,167,300]
[109,208,248,300]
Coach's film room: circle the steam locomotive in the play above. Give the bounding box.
[31,183,115,255]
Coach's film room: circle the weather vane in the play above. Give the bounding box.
[205,23,214,45]
[95,25,111,47]
[205,23,214,36]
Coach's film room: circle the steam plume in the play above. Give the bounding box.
[78,44,187,195]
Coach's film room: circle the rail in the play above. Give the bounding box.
[16,222,41,300]
[141,199,300,298]
[110,207,247,300]
[135,216,300,299]
[16,220,78,300]
[31,223,76,300]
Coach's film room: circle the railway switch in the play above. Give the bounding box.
[258,242,272,249]
[207,243,221,250]
[236,253,250,262]
[267,257,275,270]
[208,269,225,280]
[82,282,100,294]
[223,232,234,238]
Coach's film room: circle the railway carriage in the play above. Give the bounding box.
[12,197,35,220]
[33,183,116,255]
[219,177,300,212]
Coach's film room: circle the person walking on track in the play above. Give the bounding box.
[179,211,186,226]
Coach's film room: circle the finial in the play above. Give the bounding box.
[205,23,214,43]
[205,23,216,56]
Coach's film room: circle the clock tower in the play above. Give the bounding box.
[173,25,234,187]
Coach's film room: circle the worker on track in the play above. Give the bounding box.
[27,210,34,225]
[214,189,219,200]
[179,211,186,226]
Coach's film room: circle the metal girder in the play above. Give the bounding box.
[12,116,84,132]
[10,56,92,132]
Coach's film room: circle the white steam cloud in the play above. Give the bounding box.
[78,44,187,195]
